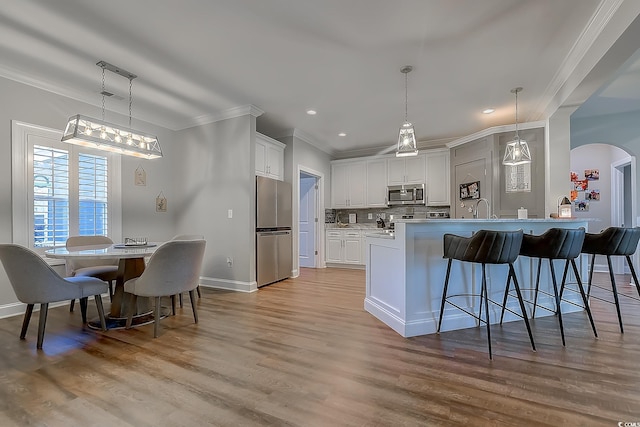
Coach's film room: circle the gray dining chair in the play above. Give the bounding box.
[66,235,119,312]
[0,244,108,349]
[171,234,205,306]
[125,239,206,337]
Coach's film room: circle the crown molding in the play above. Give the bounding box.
[446,121,546,148]
[179,105,264,129]
[534,0,625,120]
[277,128,334,156]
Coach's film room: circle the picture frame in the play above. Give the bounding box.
[459,181,480,200]
[156,191,167,212]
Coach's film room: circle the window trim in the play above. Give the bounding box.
[11,120,122,254]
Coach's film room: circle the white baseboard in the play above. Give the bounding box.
[199,276,257,293]
[0,293,111,320]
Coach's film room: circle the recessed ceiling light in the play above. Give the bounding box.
[482,108,495,114]
[338,132,346,137]
[306,109,317,115]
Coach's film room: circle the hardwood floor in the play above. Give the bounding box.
[1,267,639,426]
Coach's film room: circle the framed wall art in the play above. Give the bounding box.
[459,181,480,200]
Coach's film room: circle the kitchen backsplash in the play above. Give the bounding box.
[325,206,450,224]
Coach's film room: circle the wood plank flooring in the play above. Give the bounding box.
[1,267,640,426]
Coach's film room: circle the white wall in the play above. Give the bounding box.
[570,143,630,232]
[174,115,257,291]
[0,76,177,308]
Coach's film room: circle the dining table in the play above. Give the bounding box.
[46,242,162,329]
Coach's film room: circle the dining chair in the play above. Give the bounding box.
[66,235,119,312]
[0,244,108,349]
[125,239,206,337]
[171,234,205,308]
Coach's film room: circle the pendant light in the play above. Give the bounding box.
[396,65,418,157]
[502,87,531,166]
[62,61,162,159]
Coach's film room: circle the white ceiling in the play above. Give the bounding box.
[0,0,634,156]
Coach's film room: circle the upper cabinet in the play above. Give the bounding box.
[331,160,366,208]
[387,155,426,185]
[425,148,450,206]
[365,159,388,207]
[255,133,285,180]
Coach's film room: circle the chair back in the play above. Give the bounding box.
[520,227,585,260]
[127,239,206,297]
[444,229,523,264]
[65,235,117,276]
[172,234,204,241]
[583,227,640,256]
[0,244,80,304]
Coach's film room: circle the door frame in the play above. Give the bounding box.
[611,155,637,275]
[296,165,325,272]
[299,172,318,268]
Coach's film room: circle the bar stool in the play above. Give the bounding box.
[437,229,535,359]
[500,227,597,346]
[577,227,640,333]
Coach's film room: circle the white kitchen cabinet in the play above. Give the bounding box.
[255,133,285,180]
[366,159,388,207]
[425,149,450,206]
[325,229,362,265]
[331,161,366,208]
[387,155,426,185]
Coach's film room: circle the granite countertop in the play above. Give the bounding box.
[394,218,595,223]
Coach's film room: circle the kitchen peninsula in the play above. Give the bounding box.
[364,218,590,337]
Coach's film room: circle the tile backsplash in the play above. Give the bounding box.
[325,206,450,224]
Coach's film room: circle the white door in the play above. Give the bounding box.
[299,174,317,268]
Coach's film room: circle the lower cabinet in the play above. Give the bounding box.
[325,229,363,265]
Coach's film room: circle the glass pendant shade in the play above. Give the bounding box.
[396,121,418,157]
[62,60,162,159]
[502,137,531,166]
[62,114,162,159]
[502,86,531,166]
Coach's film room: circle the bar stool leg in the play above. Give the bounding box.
[558,261,570,302]
[481,264,492,359]
[606,255,624,333]
[532,259,543,318]
[548,260,566,346]
[437,259,453,333]
[499,272,511,325]
[626,255,640,298]
[587,254,596,297]
[509,264,536,352]
[570,259,597,337]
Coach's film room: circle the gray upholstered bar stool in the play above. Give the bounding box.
[576,227,640,333]
[437,229,535,359]
[500,227,597,346]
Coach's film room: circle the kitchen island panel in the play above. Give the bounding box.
[365,219,590,337]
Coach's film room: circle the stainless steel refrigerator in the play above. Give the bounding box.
[256,176,292,287]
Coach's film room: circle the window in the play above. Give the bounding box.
[12,121,121,254]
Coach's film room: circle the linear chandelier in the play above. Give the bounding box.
[396,65,418,157]
[502,87,531,166]
[62,61,162,159]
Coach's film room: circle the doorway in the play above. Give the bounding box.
[299,172,318,268]
[611,156,637,274]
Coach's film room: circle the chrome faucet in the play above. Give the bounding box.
[473,198,491,219]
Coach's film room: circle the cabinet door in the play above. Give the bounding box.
[326,232,343,262]
[343,233,361,264]
[331,164,349,208]
[426,150,450,205]
[404,155,426,184]
[366,159,387,207]
[266,144,283,180]
[255,139,267,177]
[347,161,366,207]
[387,158,406,185]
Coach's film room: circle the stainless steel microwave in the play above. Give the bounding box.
[387,184,426,205]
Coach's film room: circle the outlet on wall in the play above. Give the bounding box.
[226,257,233,267]
[368,213,373,219]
